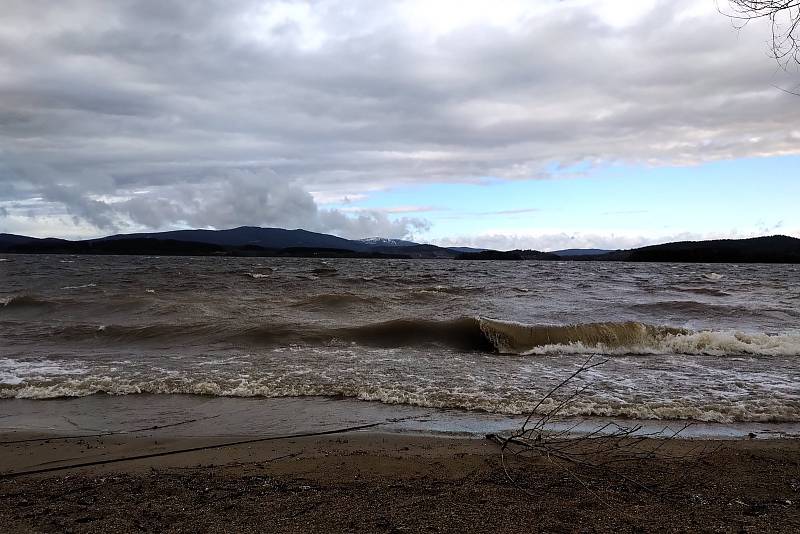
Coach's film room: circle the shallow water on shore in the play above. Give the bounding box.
[2,395,798,440]
[1,255,799,423]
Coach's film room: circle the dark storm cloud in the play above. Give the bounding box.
[0,0,798,237]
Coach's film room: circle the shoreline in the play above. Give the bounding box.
[2,394,800,442]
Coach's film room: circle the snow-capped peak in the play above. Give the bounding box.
[358,237,418,247]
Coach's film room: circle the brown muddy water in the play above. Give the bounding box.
[2,255,799,425]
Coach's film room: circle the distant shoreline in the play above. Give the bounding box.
[2,248,800,263]
[3,227,799,262]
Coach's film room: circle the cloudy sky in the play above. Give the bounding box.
[1,0,799,250]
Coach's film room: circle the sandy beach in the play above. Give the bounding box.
[1,397,799,533]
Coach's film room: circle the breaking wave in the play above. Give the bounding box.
[337,318,800,356]
[465,318,799,356]
[7,316,800,356]
[2,373,797,423]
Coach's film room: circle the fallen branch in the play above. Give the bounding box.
[487,356,712,500]
[0,414,223,445]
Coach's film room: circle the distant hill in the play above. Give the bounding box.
[1,236,412,259]
[518,250,562,260]
[98,226,369,251]
[447,247,489,253]
[0,228,452,258]
[17,238,229,256]
[456,250,523,260]
[0,233,40,247]
[0,234,71,249]
[585,235,800,263]
[456,249,560,261]
[552,248,612,257]
[368,243,459,259]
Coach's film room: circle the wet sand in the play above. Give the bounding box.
[1,397,800,532]
[3,395,799,440]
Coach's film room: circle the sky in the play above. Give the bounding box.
[1,0,799,251]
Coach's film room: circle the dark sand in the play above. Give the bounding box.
[1,428,799,533]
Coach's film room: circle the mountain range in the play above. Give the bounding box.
[1,227,799,263]
[0,227,460,259]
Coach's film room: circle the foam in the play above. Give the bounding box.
[0,358,88,386]
[61,283,97,290]
[2,377,797,423]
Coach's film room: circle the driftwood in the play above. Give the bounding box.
[0,414,223,445]
[486,356,715,499]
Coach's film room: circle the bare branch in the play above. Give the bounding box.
[487,358,716,503]
[721,1,800,67]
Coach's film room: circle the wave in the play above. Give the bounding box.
[476,318,800,356]
[61,283,97,290]
[15,316,800,356]
[336,318,494,351]
[477,319,687,354]
[670,286,731,297]
[311,267,338,276]
[630,300,752,316]
[2,377,797,423]
[337,318,800,356]
[0,358,88,386]
[1,295,53,309]
[0,294,159,321]
[290,293,383,311]
[418,285,482,295]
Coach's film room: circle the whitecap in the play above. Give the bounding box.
[61,283,97,290]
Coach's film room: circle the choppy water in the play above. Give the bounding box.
[1,255,799,423]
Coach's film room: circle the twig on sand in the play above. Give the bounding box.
[0,422,382,479]
[165,452,301,470]
[486,356,712,502]
[0,414,224,445]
